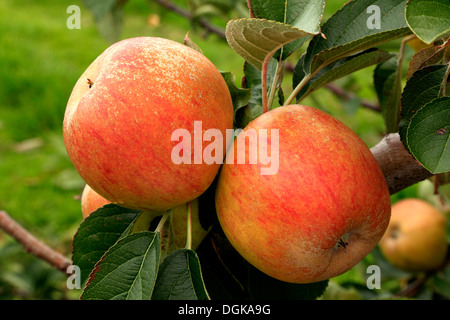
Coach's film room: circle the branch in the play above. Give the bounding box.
[0,211,71,273]
[394,273,431,298]
[282,62,381,112]
[151,0,226,40]
[370,133,433,195]
[246,0,255,18]
[325,83,382,113]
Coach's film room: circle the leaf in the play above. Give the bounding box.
[406,44,447,80]
[151,249,209,300]
[405,0,450,44]
[250,0,326,59]
[399,64,448,137]
[405,97,450,174]
[247,266,329,300]
[225,18,314,70]
[220,71,251,124]
[303,0,411,75]
[430,265,450,299]
[250,0,324,33]
[374,55,403,133]
[292,48,393,102]
[81,231,161,300]
[235,60,278,128]
[72,204,140,284]
[81,0,127,43]
[184,32,204,55]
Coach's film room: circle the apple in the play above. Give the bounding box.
[215,105,391,284]
[80,184,209,250]
[407,38,430,52]
[379,198,448,272]
[81,184,110,219]
[63,37,233,212]
[171,199,210,250]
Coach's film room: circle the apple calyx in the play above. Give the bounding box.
[336,238,348,252]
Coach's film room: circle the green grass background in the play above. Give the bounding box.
[0,0,420,299]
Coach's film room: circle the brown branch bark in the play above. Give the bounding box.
[246,0,255,18]
[0,211,71,273]
[370,133,433,195]
[151,0,226,39]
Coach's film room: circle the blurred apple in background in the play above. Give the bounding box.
[407,37,431,52]
[379,198,448,272]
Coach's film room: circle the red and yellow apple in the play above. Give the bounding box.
[64,37,233,212]
[215,105,391,284]
[81,184,110,219]
[379,198,448,272]
[80,184,209,250]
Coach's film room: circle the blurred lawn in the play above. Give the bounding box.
[0,0,420,299]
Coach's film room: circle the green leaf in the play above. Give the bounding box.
[405,97,450,174]
[81,0,127,43]
[72,204,140,284]
[430,265,450,299]
[374,55,403,133]
[399,64,448,137]
[225,18,314,70]
[247,266,329,300]
[183,32,204,55]
[220,71,251,124]
[303,0,411,74]
[81,231,161,300]
[293,48,393,102]
[251,0,324,33]
[151,249,209,300]
[405,0,450,44]
[235,60,278,128]
[250,0,326,59]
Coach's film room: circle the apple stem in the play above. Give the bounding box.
[155,209,172,233]
[284,72,313,106]
[261,59,270,113]
[186,202,192,250]
[266,60,284,111]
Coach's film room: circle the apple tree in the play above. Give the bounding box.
[2,0,449,300]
